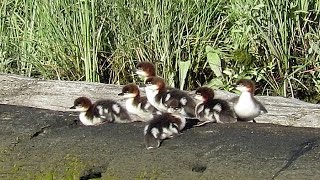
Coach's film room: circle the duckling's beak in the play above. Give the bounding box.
[117,93,124,96]
[69,106,76,109]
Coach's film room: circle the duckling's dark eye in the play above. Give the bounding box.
[174,107,180,110]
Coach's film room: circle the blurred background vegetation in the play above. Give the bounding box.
[0,0,319,103]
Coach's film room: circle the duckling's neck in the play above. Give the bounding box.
[239,91,254,103]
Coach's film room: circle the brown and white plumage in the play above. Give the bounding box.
[135,61,156,80]
[144,112,186,150]
[194,87,236,126]
[231,79,268,122]
[70,97,132,125]
[118,83,160,120]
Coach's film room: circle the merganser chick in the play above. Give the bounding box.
[165,98,199,130]
[135,61,156,80]
[117,83,160,120]
[232,79,268,122]
[144,76,169,112]
[70,97,132,125]
[194,87,237,126]
[145,76,196,118]
[144,113,186,149]
[162,89,196,118]
[136,62,196,117]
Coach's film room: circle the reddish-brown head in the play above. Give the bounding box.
[145,76,166,91]
[118,83,140,98]
[70,96,92,111]
[194,87,215,102]
[136,62,156,77]
[236,79,256,94]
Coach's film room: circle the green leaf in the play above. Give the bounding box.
[207,78,224,89]
[179,60,191,90]
[206,45,222,77]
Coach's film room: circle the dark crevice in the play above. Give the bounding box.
[272,138,319,179]
[192,164,207,173]
[68,119,80,128]
[30,125,51,139]
[80,168,103,180]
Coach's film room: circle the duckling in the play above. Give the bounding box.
[70,97,131,125]
[232,79,268,122]
[144,76,196,117]
[118,83,160,120]
[135,61,156,81]
[162,89,196,118]
[144,76,170,112]
[165,98,199,130]
[144,112,186,150]
[194,87,236,126]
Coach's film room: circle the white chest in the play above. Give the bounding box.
[125,98,153,120]
[234,92,260,118]
[79,112,102,126]
[145,88,167,112]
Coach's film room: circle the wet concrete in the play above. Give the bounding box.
[1,104,320,179]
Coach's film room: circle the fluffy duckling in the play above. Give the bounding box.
[163,89,196,118]
[232,79,268,122]
[165,98,199,129]
[144,76,196,117]
[144,112,186,150]
[144,76,170,112]
[70,97,131,125]
[118,83,160,120]
[135,61,156,80]
[194,87,236,126]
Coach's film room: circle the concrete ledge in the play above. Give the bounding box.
[1,74,320,128]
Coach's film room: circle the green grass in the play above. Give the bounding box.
[0,0,319,102]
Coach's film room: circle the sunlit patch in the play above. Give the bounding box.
[213,112,220,122]
[180,97,187,105]
[204,108,210,115]
[168,124,178,134]
[144,125,149,135]
[97,105,104,115]
[112,104,121,114]
[144,102,151,109]
[164,93,171,102]
[213,104,222,112]
[151,127,160,138]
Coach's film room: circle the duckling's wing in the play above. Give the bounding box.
[258,101,268,113]
[228,96,239,103]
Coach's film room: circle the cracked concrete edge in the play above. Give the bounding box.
[1,73,320,128]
